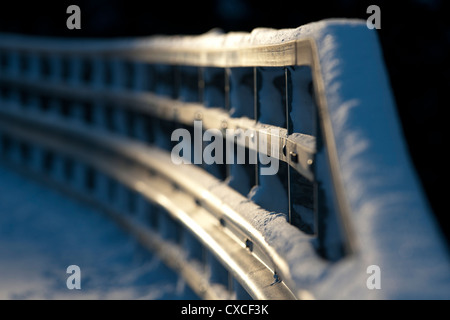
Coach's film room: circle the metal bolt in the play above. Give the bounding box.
[289,151,298,163]
[195,112,203,120]
[245,239,253,252]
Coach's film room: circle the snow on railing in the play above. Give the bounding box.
[0,19,449,299]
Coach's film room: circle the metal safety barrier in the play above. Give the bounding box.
[0,19,449,299]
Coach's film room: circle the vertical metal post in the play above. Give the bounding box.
[111,57,125,89]
[68,56,82,86]
[198,66,204,104]
[253,67,259,187]
[92,56,104,89]
[28,53,41,79]
[174,65,181,99]
[224,67,231,180]
[224,67,230,111]
[49,54,62,83]
[8,51,20,77]
[285,67,292,224]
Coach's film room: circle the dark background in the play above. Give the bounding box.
[1,0,448,242]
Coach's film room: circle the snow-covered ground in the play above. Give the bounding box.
[0,164,198,300]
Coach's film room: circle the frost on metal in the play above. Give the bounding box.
[160,19,450,299]
[1,19,449,299]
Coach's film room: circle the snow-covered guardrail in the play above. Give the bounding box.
[0,19,448,299]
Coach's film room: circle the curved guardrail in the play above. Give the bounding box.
[0,18,449,299]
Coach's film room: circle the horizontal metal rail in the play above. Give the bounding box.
[0,34,351,249]
[0,104,297,299]
[0,32,314,67]
[0,74,316,181]
[0,26,353,299]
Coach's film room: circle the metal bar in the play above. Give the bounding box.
[0,106,299,300]
[0,27,363,297]
[307,40,356,255]
[0,74,316,181]
[0,34,300,68]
